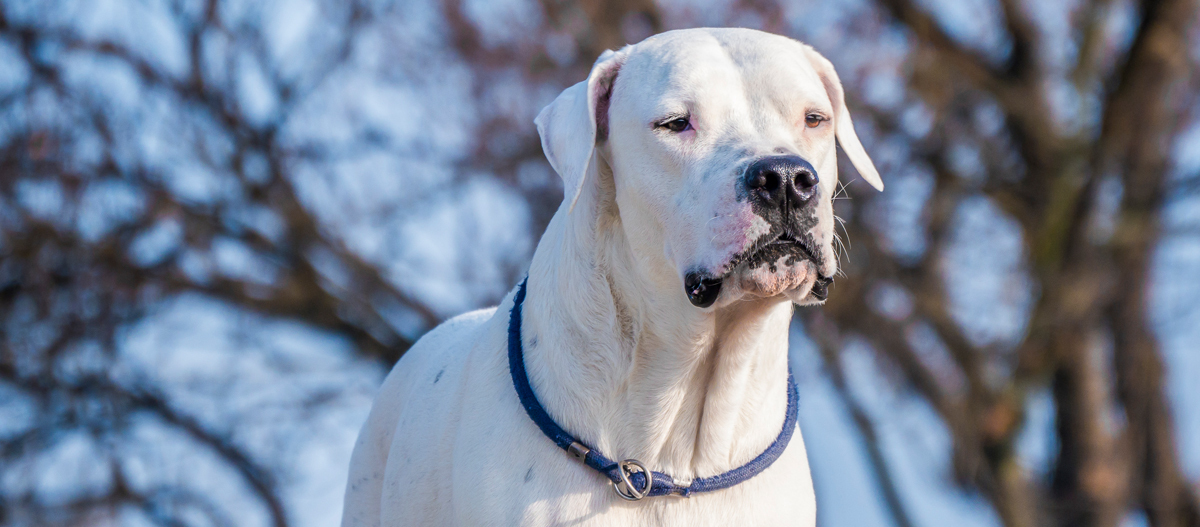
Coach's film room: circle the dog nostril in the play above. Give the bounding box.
[747,172,768,189]
[793,170,818,190]
[763,170,786,194]
[747,170,781,191]
[766,171,782,191]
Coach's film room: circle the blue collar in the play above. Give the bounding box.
[507,278,799,500]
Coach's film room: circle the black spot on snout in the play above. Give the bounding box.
[433,368,444,384]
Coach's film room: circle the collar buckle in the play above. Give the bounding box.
[612,459,652,501]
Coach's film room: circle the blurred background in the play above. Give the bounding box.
[1,0,1198,526]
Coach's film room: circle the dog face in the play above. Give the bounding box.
[537,28,881,309]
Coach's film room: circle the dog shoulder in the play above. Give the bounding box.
[342,306,500,527]
[391,306,501,401]
[362,305,500,449]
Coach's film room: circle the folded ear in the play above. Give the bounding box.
[800,45,884,191]
[535,48,628,211]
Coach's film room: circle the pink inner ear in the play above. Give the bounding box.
[592,62,622,142]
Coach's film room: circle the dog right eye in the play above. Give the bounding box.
[657,116,692,133]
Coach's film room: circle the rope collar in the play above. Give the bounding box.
[507,278,799,500]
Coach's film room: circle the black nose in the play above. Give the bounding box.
[744,155,819,208]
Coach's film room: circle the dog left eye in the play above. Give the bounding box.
[658,117,692,133]
[804,114,826,128]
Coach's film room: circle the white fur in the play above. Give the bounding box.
[342,28,880,527]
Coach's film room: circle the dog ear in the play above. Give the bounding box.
[800,45,883,191]
[535,48,627,211]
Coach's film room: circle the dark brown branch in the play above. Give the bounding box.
[996,0,1040,79]
[802,312,919,527]
[1098,0,1200,525]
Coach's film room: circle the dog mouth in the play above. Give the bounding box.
[743,231,822,270]
[684,231,832,308]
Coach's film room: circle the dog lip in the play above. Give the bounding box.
[684,272,723,308]
[810,275,833,301]
[764,232,820,264]
[738,231,821,268]
[717,230,823,281]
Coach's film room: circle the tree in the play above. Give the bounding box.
[1,0,1197,526]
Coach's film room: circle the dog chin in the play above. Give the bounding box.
[728,256,816,301]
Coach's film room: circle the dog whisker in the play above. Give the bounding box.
[833,214,852,253]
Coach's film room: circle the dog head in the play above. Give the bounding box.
[536,28,882,309]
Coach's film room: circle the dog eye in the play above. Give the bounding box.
[658,117,692,133]
[804,114,826,128]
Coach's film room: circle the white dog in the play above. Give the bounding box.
[342,27,882,526]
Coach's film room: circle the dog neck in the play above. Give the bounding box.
[521,163,794,482]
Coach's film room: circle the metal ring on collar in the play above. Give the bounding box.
[612,459,652,501]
